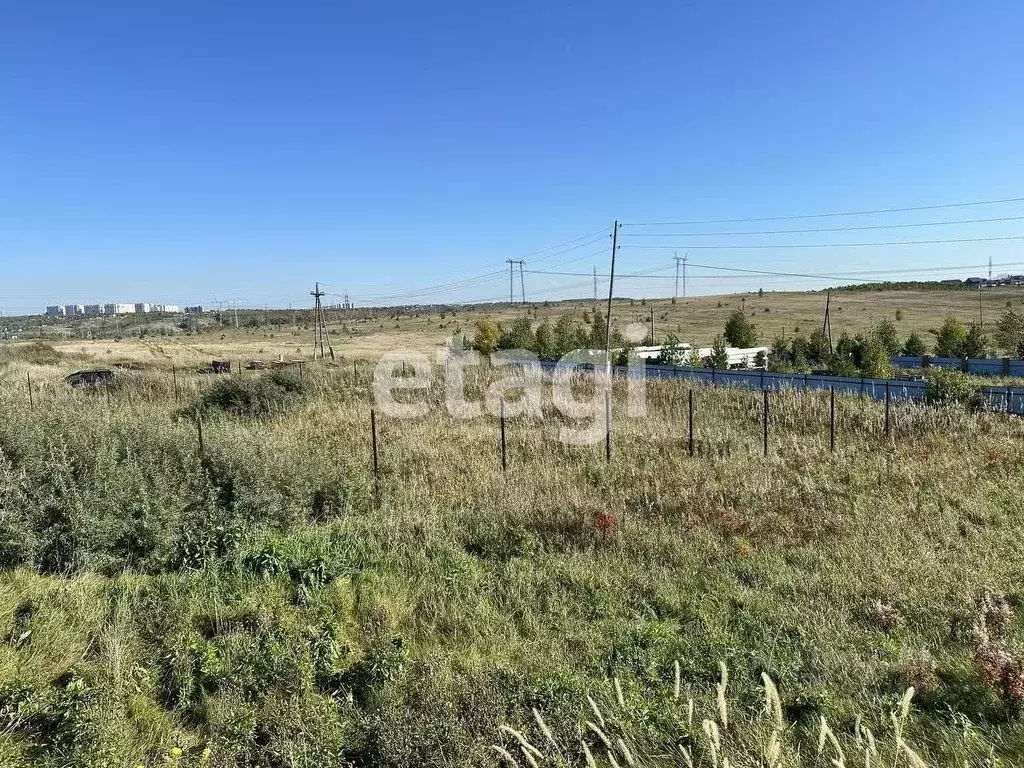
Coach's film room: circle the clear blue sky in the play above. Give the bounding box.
[2,1,1023,314]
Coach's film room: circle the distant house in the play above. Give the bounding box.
[940,279,964,286]
[965,277,985,287]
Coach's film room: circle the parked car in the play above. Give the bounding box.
[66,369,117,388]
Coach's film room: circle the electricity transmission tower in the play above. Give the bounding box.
[310,282,334,360]
[674,253,688,300]
[506,259,526,303]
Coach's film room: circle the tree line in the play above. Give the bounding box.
[467,305,1024,375]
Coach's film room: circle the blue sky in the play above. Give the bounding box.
[2,1,1023,314]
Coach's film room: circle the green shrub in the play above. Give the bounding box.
[197,370,306,419]
[1,342,63,366]
[924,368,983,410]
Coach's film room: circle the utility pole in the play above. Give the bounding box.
[604,221,620,374]
[989,255,993,282]
[310,282,335,360]
[649,307,655,345]
[593,265,598,306]
[674,253,689,299]
[673,252,680,302]
[506,260,525,304]
[823,290,833,353]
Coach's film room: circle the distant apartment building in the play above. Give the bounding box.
[44,300,188,316]
[184,305,203,314]
[103,303,136,316]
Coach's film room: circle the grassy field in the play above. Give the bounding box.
[1,325,1024,767]
[8,285,1024,370]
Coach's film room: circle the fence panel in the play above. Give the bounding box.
[543,360,1024,414]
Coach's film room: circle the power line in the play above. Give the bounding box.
[624,195,1024,227]
[354,230,608,305]
[624,234,1024,250]
[620,214,1024,237]
[527,259,1024,283]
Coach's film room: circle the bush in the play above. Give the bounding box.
[1,342,63,366]
[924,369,983,410]
[198,370,306,419]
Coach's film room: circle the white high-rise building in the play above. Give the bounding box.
[103,303,136,315]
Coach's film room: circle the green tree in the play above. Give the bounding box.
[789,334,811,371]
[534,321,555,361]
[860,337,893,378]
[902,331,927,356]
[588,310,607,349]
[806,328,831,366]
[872,318,902,357]
[705,337,729,369]
[723,310,758,347]
[472,318,502,355]
[769,335,791,371]
[552,314,586,357]
[995,309,1024,356]
[933,316,967,358]
[655,334,690,366]
[962,324,989,358]
[498,317,535,350]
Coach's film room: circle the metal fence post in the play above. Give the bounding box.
[885,381,891,438]
[605,389,612,463]
[371,409,380,501]
[172,366,179,400]
[195,408,205,457]
[26,372,33,409]
[688,389,694,458]
[830,387,835,453]
[762,389,769,457]
[499,397,507,472]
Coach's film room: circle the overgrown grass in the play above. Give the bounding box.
[1,361,1023,766]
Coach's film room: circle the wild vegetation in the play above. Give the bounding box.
[2,346,1024,766]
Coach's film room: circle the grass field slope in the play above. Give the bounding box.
[1,288,1024,767]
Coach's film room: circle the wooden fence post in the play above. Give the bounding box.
[688,389,694,458]
[499,397,507,472]
[371,409,380,502]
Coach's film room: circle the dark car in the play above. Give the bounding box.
[66,369,117,388]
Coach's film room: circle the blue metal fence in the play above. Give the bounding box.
[893,355,1024,377]
[538,361,1022,414]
